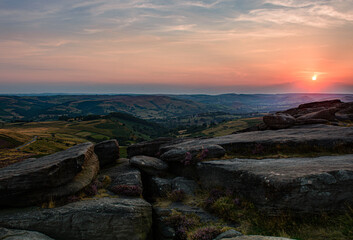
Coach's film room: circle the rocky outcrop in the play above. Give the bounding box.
[160,144,226,162]
[0,197,152,240]
[94,139,119,167]
[263,113,296,129]
[130,155,168,176]
[197,154,353,214]
[127,137,178,158]
[150,177,172,198]
[99,158,143,196]
[153,202,219,240]
[261,100,353,130]
[171,177,199,195]
[160,124,353,156]
[0,142,98,207]
[0,227,55,240]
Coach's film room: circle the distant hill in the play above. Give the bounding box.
[0,95,212,121]
[170,93,353,113]
[0,112,169,166]
[0,93,352,122]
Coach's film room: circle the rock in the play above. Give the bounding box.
[154,202,218,224]
[214,229,243,240]
[0,197,152,240]
[23,146,99,205]
[99,158,143,195]
[127,137,178,158]
[296,108,338,122]
[150,177,172,198]
[153,202,220,240]
[220,236,294,240]
[160,144,226,162]
[197,154,353,214]
[161,125,353,156]
[172,177,199,195]
[263,113,296,129]
[130,155,168,176]
[295,118,329,125]
[298,99,342,109]
[335,102,353,121]
[94,139,119,167]
[0,227,55,240]
[0,142,97,207]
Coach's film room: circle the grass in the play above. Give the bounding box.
[155,189,353,240]
[192,190,353,240]
[0,116,164,167]
[198,117,262,137]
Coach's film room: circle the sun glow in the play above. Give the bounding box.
[312,75,317,81]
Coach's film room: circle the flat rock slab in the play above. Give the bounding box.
[0,197,152,240]
[222,236,293,240]
[197,155,353,214]
[161,144,226,162]
[0,227,55,240]
[0,142,95,206]
[130,155,168,175]
[162,125,353,155]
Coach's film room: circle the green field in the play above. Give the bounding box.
[0,113,168,167]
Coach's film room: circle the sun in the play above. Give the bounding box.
[312,75,317,81]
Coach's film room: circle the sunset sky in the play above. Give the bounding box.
[1,0,353,94]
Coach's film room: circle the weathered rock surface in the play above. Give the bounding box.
[94,139,119,167]
[23,147,99,205]
[220,236,294,240]
[0,227,55,240]
[197,154,353,214]
[0,197,152,240]
[153,203,218,240]
[150,177,172,198]
[172,177,199,195]
[0,142,97,206]
[130,155,168,175]
[127,137,180,158]
[160,144,226,162]
[214,230,243,240]
[259,100,353,130]
[263,113,296,129]
[161,125,353,156]
[99,158,142,191]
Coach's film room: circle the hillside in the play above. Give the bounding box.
[0,95,211,121]
[1,93,353,122]
[0,112,168,167]
[172,93,353,113]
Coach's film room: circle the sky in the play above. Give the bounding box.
[0,0,353,94]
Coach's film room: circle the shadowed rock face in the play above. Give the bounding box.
[0,142,97,207]
[0,197,152,240]
[0,227,55,240]
[127,137,178,158]
[197,155,353,214]
[94,139,119,167]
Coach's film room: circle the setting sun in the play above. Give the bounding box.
[312,75,317,81]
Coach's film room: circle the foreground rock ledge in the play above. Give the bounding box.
[0,142,98,207]
[0,197,152,240]
[161,124,353,155]
[197,154,353,214]
[0,227,55,240]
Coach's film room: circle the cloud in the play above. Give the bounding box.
[236,0,353,28]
